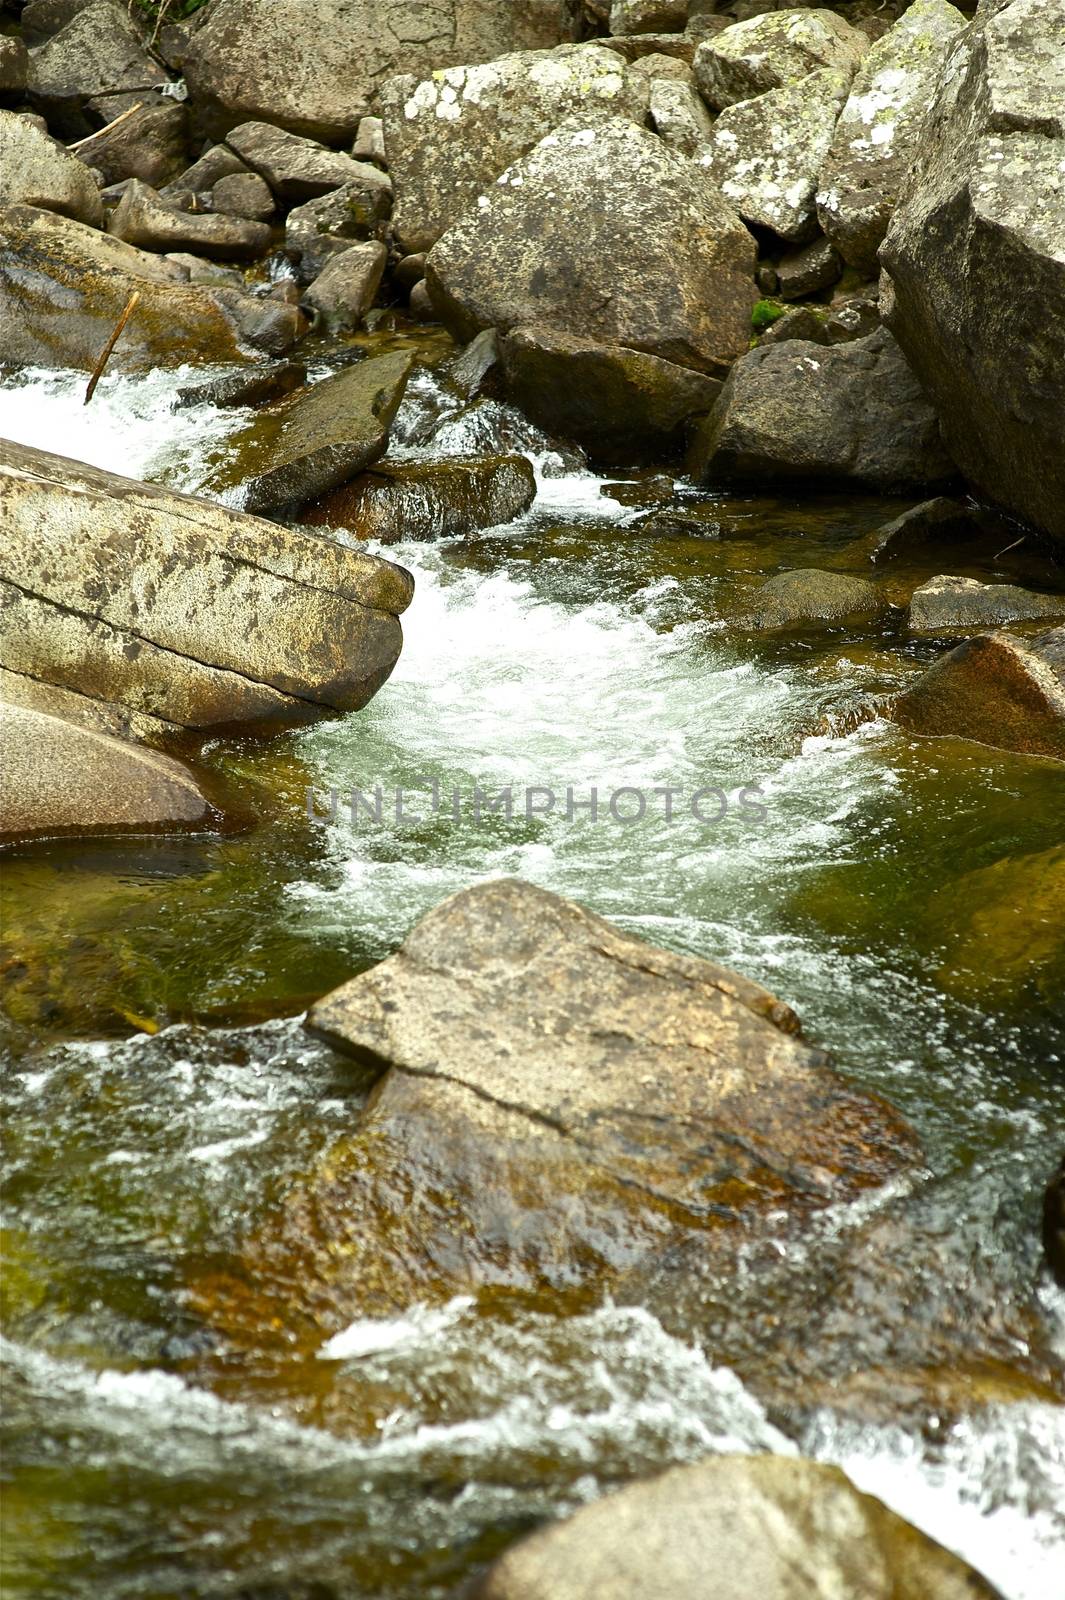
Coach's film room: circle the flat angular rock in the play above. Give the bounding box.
[892,626,1065,760]
[688,329,956,490]
[816,0,966,272]
[175,360,307,410]
[225,121,374,202]
[777,235,840,299]
[700,68,850,242]
[159,143,248,206]
[863,497,985,563]
[0,110,103,226]
[284,177,393,282]
[0,438,413,728]
[109,179,272,261]
[501,324,722,465]
[740,568,886,629]
[427,118,756,376]
[303,240,387,332]
[380,44,648,255]
[210,171,274,220]
[907,574,1065,633]
[303,454,537,540]
[881,0,1065,551]
[693,8,868,110]
[26,0,171,138]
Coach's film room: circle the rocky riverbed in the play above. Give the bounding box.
[1,1,1063,1597]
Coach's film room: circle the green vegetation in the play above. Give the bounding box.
[751,298,787,333]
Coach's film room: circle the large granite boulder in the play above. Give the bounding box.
[476,1456,1003,1600]
[0,204,297,369]
[0,110,104,227]
[426,118,757,376]
[693,9,868,110]
[816,0,967,272]
[0,438,413,729]
[688,329,956,490]
[182,0,585,143]
[880,0,1065,551]
[380,44,648,255]
[26,0,171,138]
[891,626,1065,760]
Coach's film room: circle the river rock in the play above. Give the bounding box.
[700,68,850,242]
[26,0,171,138]
[693,9,869,110]
[303,454,537,540]
[475,1455,1003,1600]
[815,0,967,273]
[380,44,648,256]
[284,177,394,282]
[861,496,984,563]
[69,99,189,189]
[880,0,1065,552]
[892,627,1065,760]
[0,110,103,227]
[648,75,714,156]
[426,118,757,376]
[210,171,275,221]
[1045,1158,1065,1288]
[182,0,585,143]
[0,700,211,843]
[159,143,249,206]
[302,241,387,332]
[740,568,886,629]
[0,438,413,728]
[0,204,294,369]
[224,121,372,202]
[688,329,956,490]
[501,325,722,466]
[908,575,1065,633]
[109,179,272,261]
[176,360,308,410]
[204,350,414,513]
[777,236,840,299]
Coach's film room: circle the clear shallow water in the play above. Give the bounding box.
[2,352,1064,1599]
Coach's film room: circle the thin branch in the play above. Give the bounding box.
[69,102,144,149]
[84,292,141,405]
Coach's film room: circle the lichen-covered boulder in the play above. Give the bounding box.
[891,626,1065,760]
[693,9,868,110]
[880,0,1065,551]
[907,574,1065,633]
[700,69,850,242]
[426,118,757,376]
[303,454,537,540]
[182,0,584,142]
[688,329,956,490]
[0,110,103,226]
[648,75,714,157]
[380,44,648,255]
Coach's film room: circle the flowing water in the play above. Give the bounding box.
[2,335,1064,1599]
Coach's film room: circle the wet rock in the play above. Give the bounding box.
[475,1455,1003,1600]
[1044,1158,1065,1288]
[0,36,29,97]
[0,437,413,728]
[352,114,385,167]
[204,350,414,514]
[0,109,104,227]
[182,0,585,144]
[816,0,966,273]
[688,329,955,491]
[891,627,1065,761]
[908,575,1065,634]
[69,99,188,189]
[380,44,648,256]
[284,177,393,283]
[740,568,887,629]
[302,240,387,332]
[109,179,272,261]
[26,0,171,139]
[693,9,869,109]
[164,252,246,289]
[0,665,178,753]
[500,325,722,466]
[303,454,537,541]
[426,118,756,376]
[159,143,248,206]
[407,279,436,321]
[0,203,289,369]
[880,0,1065,551]
[777,237,840,300]
[701,69,850,242]
[175,360,308,409]
[0,700,210,843]
[224,121,374,203]
[449,327,500,399]
[862,496,985,563]
[210,171,274,221]
[610,0,688,29]
[648,75,714,156]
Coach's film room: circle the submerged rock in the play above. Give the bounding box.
[892,627,1065,760]
[862,496,986,563]
[475,1455,1003,1600]
[303,454,537,541]
[688,330,955,491]
[203,351,413,513]
[693,9,868,110]
[0,110,104,227]
[740,568,887,630]
[907,575,1065,633]
[0,438,413,729]
[1045,1158,1065,1288]
[426,118,756,376]
[500,325,722,466]
[880,0,1065,551]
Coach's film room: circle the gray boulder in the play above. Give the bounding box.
[648,74,714,156]
[476,1456,1003,1600]
[210,171,275,221]
[225,121,376,202]
[426,118,757,376]
[109,179,272,261]
[892,626,1065,760]
[0,36,29,96]
[816,0,967,273]
[880,0,1065,551]
[908,574,1065,633]
[0,109,104,227]
[284,177,394,282]
[777,237,841,300]
[380,44,648,256]
[693,8,868,110]
[609,0,688,30]
[303,240,387,332]
[302,454,537,540]
[68,98,189,189]
[352,114,385,166]
[501,325,722,465]
[26,0,171,138]
[159,143,248,206]
[0,437,413,728]
[688,329,956,490]
[741,568,887,629]
[700,68,850,242]
[182,0,584,143]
